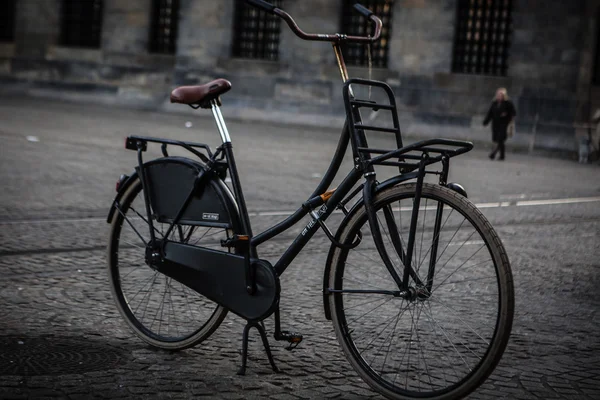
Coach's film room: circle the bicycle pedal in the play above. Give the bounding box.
[275,330,303,351]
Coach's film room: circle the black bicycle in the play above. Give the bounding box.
[106,2,514,399]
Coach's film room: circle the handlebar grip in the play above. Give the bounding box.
[353,3,374,18]
[245,0,277,14]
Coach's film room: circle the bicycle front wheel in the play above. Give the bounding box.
[328,183,514,399]
[107,177,234,350]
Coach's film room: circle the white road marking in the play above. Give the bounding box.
[1,195,600,225]
[516,196,600,207]
[499,194,528,200]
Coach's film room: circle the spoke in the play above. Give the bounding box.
[434,217,467,266]
[344,297,394,327]
[421,301,472,372]
[435,274,496,286]
[360,310,402,360]
[167,278,181,338]
[433,243,486,290]
[347,309,402,343]
[348,252,399,283]
[119,262,149,280]
[343,296,393,312]
[116,205,147,246]
[344,263,395,289]
[184,226,197,243]
[154,276,170,335]
[421,300,460,384]
[428,294,491,347]
[415,208,456,273]
[413,302,435,390]
[379,300,405,377]
[413,304,422,392]
[127,271,159,303]
[130,206,163,238]
[424,300,482,364]
[190,227,213,245]
[398,302,417,390]
[137,271,160,322]
[433,257,494,291]
[349,246,387,265]
[181,283,197,324]
[435,228,478,276]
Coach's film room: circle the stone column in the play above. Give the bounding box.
[388,0,456,76]
[14,0,61,58]
[175,0,235,70]
[102,0,152,60]
[278,0,341,77]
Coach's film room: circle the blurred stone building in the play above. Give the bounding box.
[1,0,599,152]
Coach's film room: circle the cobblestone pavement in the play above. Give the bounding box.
[0,97,599,399]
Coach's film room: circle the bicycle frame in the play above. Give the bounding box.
[108,4,512,393]
[125,32,472,297]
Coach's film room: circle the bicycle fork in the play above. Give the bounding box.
[363,154,449,297]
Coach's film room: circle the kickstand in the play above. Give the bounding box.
[237,320,280,375]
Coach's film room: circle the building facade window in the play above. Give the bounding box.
[149,0,179,54]
[61,0,104,48]
[232,0,283,61]
[0,0,17,42]
[340,0,394,68]
[452,0,513,76]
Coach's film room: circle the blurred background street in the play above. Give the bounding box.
[2,0,600,398]
[0,96,599,399]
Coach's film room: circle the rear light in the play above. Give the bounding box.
[116,174,128,192]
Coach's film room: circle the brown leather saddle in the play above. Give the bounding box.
[170,78,232,109]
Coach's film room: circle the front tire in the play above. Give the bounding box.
[328,183,514,399]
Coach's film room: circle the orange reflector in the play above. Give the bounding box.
[320,188,336,202]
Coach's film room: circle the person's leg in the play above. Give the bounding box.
[498,140,505,160]
[489,141,498,159]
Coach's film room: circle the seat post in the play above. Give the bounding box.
[210,99,231,144]
[208,98,255,243]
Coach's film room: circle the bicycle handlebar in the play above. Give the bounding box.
[244,1,382,44]
[245,0,277,14]
[353,3,373,18]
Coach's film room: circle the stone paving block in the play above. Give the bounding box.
[1,98,600,400]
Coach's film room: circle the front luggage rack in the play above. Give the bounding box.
[360,138,474,172]
[343,78,403,160]
[342,78,473,172]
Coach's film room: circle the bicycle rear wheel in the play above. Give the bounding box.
[107,177,234,350]
[328,183,514,399]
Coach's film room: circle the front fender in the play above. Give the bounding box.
[322,172,417,320]
[321,173,468,320]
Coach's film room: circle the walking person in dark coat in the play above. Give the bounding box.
[483,88,516,160]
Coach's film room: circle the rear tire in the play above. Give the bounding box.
[328,183,514,399]
[107,178,233,350]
